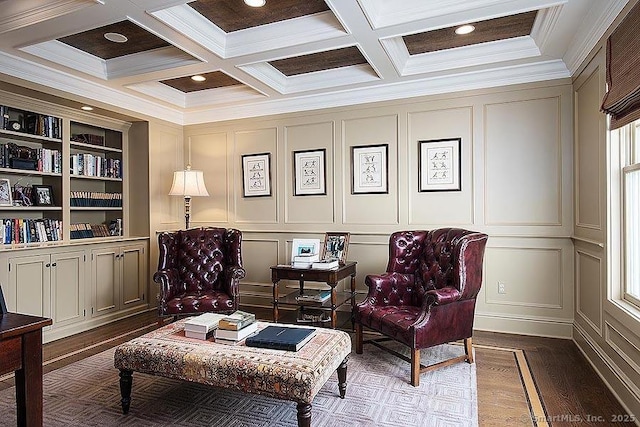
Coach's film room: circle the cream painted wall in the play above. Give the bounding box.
[573,19,640,419]
[169,80,576,338]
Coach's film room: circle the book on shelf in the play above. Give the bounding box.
[218,310,256,331]
[295,290,331,303]
[245,325,316,352]
[312,258,339,270]
[183,313,227,335]
[292,253,320,263]
[214,321,259,341]
[292,261,314,269]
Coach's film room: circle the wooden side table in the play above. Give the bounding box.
[270,261,357,329]
[0,312,52,427]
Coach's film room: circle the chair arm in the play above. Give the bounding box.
[358,272,415,307]
[413,287,462,327]
[223,265,247,297]
[153,268,180,301]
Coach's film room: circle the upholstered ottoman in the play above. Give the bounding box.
[113,320,351,427]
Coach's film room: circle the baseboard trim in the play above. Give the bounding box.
[474,313,573,338]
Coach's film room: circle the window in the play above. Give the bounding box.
[623,124,640,306]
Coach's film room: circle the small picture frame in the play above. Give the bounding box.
[32,184,54,206]
[321,232,350,265]
[0,179,12,206]
[242,153,272,197]
[291,238,321,261]
[418,138,462,192]
[293,149,326,196]
[352,144,388,194]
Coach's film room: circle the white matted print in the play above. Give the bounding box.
[352,144,388,194]
[242,153,271,197]
[291,238,321,261]
[419,138,461,192]
[294,149,326,196]
[0,179,12,206]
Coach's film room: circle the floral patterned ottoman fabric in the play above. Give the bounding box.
[113,320,351,404]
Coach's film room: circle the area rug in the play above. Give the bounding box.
[0,343,477,427]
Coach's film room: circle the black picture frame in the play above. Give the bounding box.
[241,152,272,197]
[293,149,327,196]
[32,184,54,206]
[418,138,462,192]
[351,144,389,194]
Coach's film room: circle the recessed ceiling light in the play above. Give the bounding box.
[191,75,206,82]
[244,0,266,7]
[455,24,475,35]
[104,32,128,43]
[81,106,94,111]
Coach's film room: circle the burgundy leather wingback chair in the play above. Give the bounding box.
[154,227,246,326]
[354,228,488,386]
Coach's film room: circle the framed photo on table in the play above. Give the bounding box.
[242,153,271,197]
[291,238,321,261]
[0,179,12,206]
[418,138,461,192]
[351,144,388,194]
[293,149,326,196]
[321,232,350,265]
[32,185,54,206]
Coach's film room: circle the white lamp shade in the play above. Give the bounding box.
[169,169,209,197]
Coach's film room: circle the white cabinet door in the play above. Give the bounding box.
[90,247,119,318]
[120,243,146,309]
[8,254,51,321]
[51,250,86,328]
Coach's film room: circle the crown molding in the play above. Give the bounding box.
[0,0,101,35]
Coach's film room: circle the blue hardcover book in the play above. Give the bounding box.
[245,326,316,351]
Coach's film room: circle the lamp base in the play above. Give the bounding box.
[184,196,191,229]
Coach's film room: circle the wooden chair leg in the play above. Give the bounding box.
[355,323,363,354]
[464,337,474,363]
[410,348,420,386]
[157,317,164,327]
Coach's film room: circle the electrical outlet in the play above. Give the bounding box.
[498,282,506,294]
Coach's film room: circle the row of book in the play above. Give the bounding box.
[69,154,121,179]
[183,311,316,351]
[1,106,62,139]
[0,144,62,173]
[291,254,340,270]
[70,191,122,207]
[69,221,122,239]
[1,218,62,244]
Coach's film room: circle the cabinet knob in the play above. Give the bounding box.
[45,263,50,267]
[51,262,56,267]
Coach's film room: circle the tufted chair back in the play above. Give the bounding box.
[157,227,242,293]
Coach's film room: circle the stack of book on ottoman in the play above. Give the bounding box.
[214,310,258,345]
[246,325,316,351]
[183,313,227,340]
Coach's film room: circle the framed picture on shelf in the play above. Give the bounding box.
[32,184,54,206]
[293,149,326,196]
[351,144,388,194]
[291,238,321,261]
[0,179,12,206]
[241,153,271,197]
[418,138,462,192]
[321,232,350,265]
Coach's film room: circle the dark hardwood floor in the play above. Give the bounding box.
[0,307,634,426]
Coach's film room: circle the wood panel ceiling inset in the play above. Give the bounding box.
[160,71,242,92]
[188,0,331,33]
[58,20,171,60]
[269,46,368,76]
[403,11,538,55]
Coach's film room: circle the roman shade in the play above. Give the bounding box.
[601,2,640,129]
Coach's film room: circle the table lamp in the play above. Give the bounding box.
[169,165,209,229]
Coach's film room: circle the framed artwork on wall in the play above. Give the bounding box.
[351,144,388,194]
[418,138,462,192]
[293,149,326,196]
[242,153,271,197]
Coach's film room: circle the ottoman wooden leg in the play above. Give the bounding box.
[337,356,348,398]
[119,369,133,414]
[296,402,312,427]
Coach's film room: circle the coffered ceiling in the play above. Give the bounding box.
[0,0,628,125]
